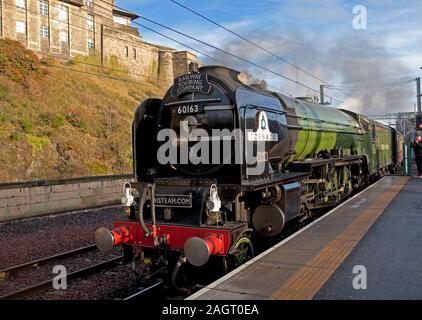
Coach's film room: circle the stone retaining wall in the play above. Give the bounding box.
[0,175,132,222]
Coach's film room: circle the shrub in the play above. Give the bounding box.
[26,134,50,152]
[0,39,45,85]
[9,132,22,141]
[53,115,65,128]
[0,84,8,100]
[20,117,33,133]
[89,161,109,174]
[0,54,8,64]
[65,110,87,130]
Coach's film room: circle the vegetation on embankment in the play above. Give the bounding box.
[0,39,166,182]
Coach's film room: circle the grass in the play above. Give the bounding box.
[0,39,167,182]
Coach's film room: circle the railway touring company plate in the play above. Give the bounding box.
[170,73,212,97]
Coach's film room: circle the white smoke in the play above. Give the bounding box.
[202,30,414,115]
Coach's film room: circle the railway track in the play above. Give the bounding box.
[0,204,344,301]
[0,209,334,300]
[0,244,97,279]
[122,279,164,300]
[0,256,123,300]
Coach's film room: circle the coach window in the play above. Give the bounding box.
[361,118,370,131]
[371,124,376,141]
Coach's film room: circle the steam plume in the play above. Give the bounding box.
[202,30,414,115]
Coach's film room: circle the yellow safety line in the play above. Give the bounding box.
[270,176,409,300]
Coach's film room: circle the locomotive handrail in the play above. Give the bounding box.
[287,126,364,134]
[203,105,235,111]
[246,104,286,115]
[165,98,222,106]
[285,113,360,128]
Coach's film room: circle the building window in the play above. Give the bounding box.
[124,46,128,58]
[60,5,69,21]
[85,0,93,8]
[87,14,94,30]
[88,38,94,49]
[132,48,136,59]
[113,15,129,26]
[39,0,48,16]
[16,0,25,9]
[40,26,49,38]
[16,21,26,34]
[60,30,68,42]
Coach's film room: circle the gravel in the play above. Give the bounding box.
[0,204,330,300]
[30,262,148,300]
[0,249,122,297]
[0,206,123,270]
[0,206,163,300]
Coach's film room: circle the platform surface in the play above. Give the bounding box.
[188,176,422,300]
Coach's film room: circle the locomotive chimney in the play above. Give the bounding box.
[237,72,249,85]
[189,62,199,73]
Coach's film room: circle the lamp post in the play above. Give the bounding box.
[418,67,422,114]
[416,76,421,114]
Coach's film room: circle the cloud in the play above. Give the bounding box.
[325,35,414,114]
[277,0,350,23]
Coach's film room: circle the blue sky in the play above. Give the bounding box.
[116,0,422,114]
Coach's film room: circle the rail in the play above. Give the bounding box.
[0,244,97,279]
[0,256,123,300]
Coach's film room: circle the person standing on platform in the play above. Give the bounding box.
[411,136,422,178]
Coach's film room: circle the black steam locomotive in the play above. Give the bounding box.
[95,66,403,292]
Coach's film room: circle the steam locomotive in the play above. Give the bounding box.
[95,66,403,292]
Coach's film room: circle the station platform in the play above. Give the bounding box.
[188,176,422,300]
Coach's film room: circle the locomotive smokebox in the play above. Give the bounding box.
[252,204,286,237]
[184,235,223,266]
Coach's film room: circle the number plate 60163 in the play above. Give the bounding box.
[176,105,203,115]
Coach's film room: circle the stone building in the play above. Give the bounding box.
[0,0,198,83]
